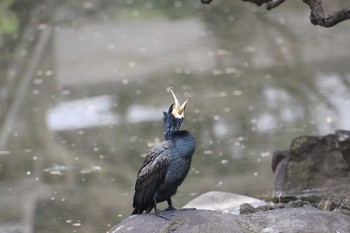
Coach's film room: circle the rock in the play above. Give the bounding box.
[108,209,243,233]
[184,191,266,214]
[272,129,350,202]
[240,199,311,214]
[318,185,350,216]
[108,203,350,233]
[238,205,350,233]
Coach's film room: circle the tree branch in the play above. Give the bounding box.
[303,0,350,27]
[200,0,350,27]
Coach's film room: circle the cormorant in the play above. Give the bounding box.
[131,88,196,219]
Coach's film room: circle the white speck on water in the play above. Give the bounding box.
[66,220,72,223]
[213,115,220,121]
[207,51,214,57]
[77,130,84,135]
[221,159,228,164]
[61,89,71,96]
[261,152,270,157]
[216,92,226,97]
[32,89,40,95]
[93,147,99,152]
[118,214,123,217]
[122,78,128,85]
[45,70,53,76]
[72,222,81,227]
[227,15,234,22]
[244,46,256,53]
[225,67,236,74]
[20,50,27,57]
[253,172,258,176]
[44,164,67,175]
[0,151,10,155]
[233,90,243,96]
[174,1,183,8]
[276,37,284,44]
[325,116,332,123]
[216,181,223,187]
[203,150,213,155]
[80,165,101,174]
[26,171,31,175]
[128,62,136,68]
[24,148,32,153]
[212,69,223,76]
[33,78,43,84]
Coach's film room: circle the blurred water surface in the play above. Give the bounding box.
[1,0,350,232]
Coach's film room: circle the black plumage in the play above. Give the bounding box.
[132,88,196,219]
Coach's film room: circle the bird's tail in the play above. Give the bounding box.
[131,208,140,215]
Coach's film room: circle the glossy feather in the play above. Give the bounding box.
[132,141,172,213]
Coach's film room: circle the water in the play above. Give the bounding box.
[1,0,350,232]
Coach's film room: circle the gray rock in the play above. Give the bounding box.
[108,209,243,233]
[238,206,350,233]
[184,191,266,214]
[272,129,350,202]
[108,205,350,233]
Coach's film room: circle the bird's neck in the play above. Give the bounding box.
[164,130,177,140]
[163,122,181,140]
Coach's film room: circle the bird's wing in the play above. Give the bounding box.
[133,141,171,209]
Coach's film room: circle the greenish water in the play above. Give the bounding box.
[1,0,350,232]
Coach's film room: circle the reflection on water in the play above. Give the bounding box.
[47,95,118,130]
[1,0,350,232]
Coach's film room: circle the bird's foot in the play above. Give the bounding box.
[155,209,173,220]
[163,206,177,211]
[179,207,196,211]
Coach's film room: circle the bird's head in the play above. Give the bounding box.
[163,88,191,138]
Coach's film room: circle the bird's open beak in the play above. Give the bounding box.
[170,88,191,118]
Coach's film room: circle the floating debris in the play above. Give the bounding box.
[79,165,102,174]
[44,164,67,175]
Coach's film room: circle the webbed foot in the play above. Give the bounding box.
[163,206,177,211]
[155,209,174,220]
[177,207,196,211]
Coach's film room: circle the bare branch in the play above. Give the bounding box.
[201,0,212,4]
[303,0,350,27]
[266,0,285,10]
[200,0,350,27]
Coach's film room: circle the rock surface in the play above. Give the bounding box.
[272,129,350,202]
[184,191,266,214]
[108,205,350,233]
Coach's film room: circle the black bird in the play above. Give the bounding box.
[131,88,196,219]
